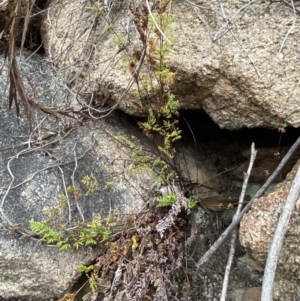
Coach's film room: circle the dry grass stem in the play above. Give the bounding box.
[220,143,257,301]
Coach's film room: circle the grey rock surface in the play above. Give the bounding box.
[0,52,156,300]
[0,54,102,300]
[41,0,300,129]
[230,287,262,301]
[0,52,219,300]
[239,160,300,301]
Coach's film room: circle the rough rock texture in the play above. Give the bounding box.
[0,52,219,300]
[41,0,300,129]
[0,53,147,300]
[239,160,300,301]
[230,287,262,301]
[241,287,262,301]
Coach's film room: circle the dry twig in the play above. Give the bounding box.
[146,0,173,45]
[0,131,95,227]
[261,164,300,301]
[214,0,261,77]
[57,166,72,223]
[279,0,296,53]
[0,0,8,11]
[220,143,257,301]
[70,142,85,222]
[196,135,300,269]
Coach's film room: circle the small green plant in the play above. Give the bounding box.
[156,192,176,207]
[29,213,115,250]
[77,263,101,293]
[106,0,181,189]
[125,0,181,158]
[81,173,98,195]
[66,185,79,194]
[157,192,197,209]
[85,3,104,15]
[114,135,174,184]
[77,264,95,273]
[30,175,119,251]
[42,192,67,222]
[113,33,125,48]
[29,220,71,250]
[188,198,198,208]
[106,23,116,31]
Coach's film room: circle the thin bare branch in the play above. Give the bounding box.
[220,143,257,301]
[279,0,296,53]
[0,0,8,10]
[215,0,261,78]
[58,166,72,223]
[213,0,259,41]
[196,135,300,269]
[71,142,85,222]
[20,0,36,54]
[146,0,173,45]
[183,0,224,18]
[281,0,300,14]
[0,208,13,225]
[0,157,15,208]
[0,131,95,226]
[262,164,300,301]
[229,29,261,78]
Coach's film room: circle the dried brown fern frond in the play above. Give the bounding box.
[2,0,37,130]
[1,0,86,131]
[80,204,186,301]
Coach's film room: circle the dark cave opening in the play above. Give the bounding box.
[177,109,300,192]
[179,109,300,149]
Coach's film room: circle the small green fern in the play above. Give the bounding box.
[29,213,115,250]
[156,192,197,208]
[114,135,174,183]
[77,263,101,293]
[42,192,67,222]
[156,192,176,207]
[81,173,98,195]
[85,3,104,15]
[29,220,71,250]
